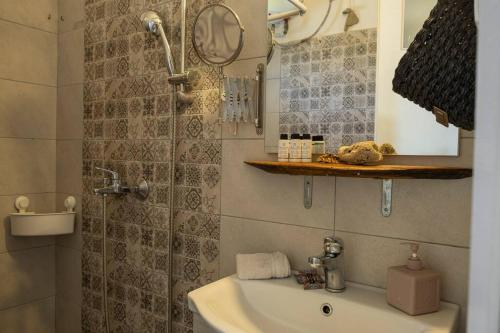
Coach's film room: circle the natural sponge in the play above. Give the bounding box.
[337,141,396,165]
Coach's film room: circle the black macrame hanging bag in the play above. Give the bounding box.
[392,0,477,131]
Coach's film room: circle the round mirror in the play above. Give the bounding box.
[192,4,244,66]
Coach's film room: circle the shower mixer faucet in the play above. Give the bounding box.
[93,167,149,199]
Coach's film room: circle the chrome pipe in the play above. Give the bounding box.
[181,0,186,74]
[167,84,177,333]
[268,9,302,22]
[102,194,110,333]
[158,23,176,76]
[268,0,307,22]
[288,0,307,13]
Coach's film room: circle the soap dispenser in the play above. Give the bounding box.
[386,242,441,315]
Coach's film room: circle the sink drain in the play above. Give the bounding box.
[320,303,333,316]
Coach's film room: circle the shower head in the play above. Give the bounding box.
[140,11,175,76]
[141,11,163,35]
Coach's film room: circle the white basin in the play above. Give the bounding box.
[188,275,459,333]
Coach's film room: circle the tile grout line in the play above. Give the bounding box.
[220,214,334,232]
[58,26,85,37]
[0,244,55,256]
[0,192,56,197]
[55,244,82,252]
[0,295,56,313]
[218,127,223,280]
[0,76,57,88]
[0,137,57,141]
[58,81,84,88]
[55,138,84,141]
[335,229,471,249]
[221,137,265,141]
[0,17,57,35]
[220,214,470,249]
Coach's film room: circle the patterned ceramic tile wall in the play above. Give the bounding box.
[82,0,222,332]
[278,28,377,152]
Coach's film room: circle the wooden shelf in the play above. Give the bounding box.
[244,161,472,179]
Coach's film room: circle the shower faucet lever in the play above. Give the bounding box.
[93,167,149,200]
[95,167,120,182]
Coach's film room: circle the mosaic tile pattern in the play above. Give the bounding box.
[278,28,378,152]
[82,0,222,332]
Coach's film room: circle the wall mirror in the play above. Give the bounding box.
[264,0,459,156]
[193,4,245,66]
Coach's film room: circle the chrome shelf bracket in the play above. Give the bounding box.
[381,179,393,217]
[304,176,313,209]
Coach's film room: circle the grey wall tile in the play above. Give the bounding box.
[220,215,331,276]
[0,246,55,309]
[58,28,84,86]
[0,20,57,85]
[0,79,56,139]
[0,138,56,194]
[55,296,81,333]
[335,178,472,247]
[57,84,83,140]
[0,0,58,33]
[56,140,83,194]
[0,296,55,333]
[55,246,81,304]
[0,193,55,254]
[336,231,469,332]
[224,0,268,60]
[58,0,84,33]
[221,139,335,229]
[55,193,82,251]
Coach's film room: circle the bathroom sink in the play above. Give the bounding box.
[188,275,459,333]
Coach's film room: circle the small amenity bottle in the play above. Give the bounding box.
[301,134,312,162]
[312,135,326,161]
[289,133,302,162]
[278,134,290,162]
[386,243,441,316]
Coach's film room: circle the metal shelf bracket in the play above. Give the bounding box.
[304,176,313,209]
[381,179,393,217]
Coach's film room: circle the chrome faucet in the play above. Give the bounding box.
[308,236,346,293]
[93,167,149,199]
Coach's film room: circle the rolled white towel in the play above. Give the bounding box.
[236,252,291,280]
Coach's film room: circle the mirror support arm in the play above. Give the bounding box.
[255,64,265,135]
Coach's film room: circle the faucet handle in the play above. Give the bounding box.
[324,236,343,257]
[308,256,322,268]
[95,167,119,180]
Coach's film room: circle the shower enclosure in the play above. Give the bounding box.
[92,3,191,332]
[82,0,220,332]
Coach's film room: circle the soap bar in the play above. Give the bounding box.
[386,266,441,316]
